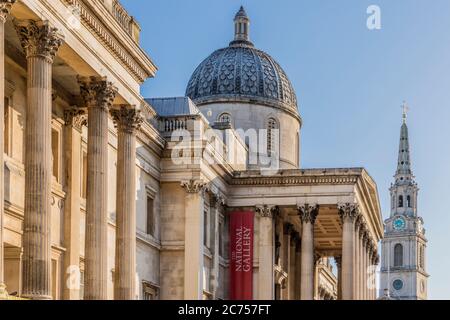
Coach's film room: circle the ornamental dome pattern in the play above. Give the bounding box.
[185,7,298,113]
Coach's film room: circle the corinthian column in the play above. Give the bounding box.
[338,203,360,301]
[298,204,318,300]
[111,106,142,300]
[255,205,276,300]
[14,19,64,300]
[0,0,15,299]
[181,179,206,300]
[79,76,117,300]
[62,108,86,300]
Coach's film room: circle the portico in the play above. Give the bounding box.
[226,168,383,300]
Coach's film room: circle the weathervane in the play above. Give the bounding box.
[401,101,409,124]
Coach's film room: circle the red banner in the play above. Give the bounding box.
[230,211,254,300]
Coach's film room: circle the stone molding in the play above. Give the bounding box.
[297,203,319,224]
[180,179,206,194]
[78,76,117,111]
[110,106,143,134]
[14,20,64,63]
[230,174,359,186]
[0,0,14,23]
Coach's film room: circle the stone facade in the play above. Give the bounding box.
[0,2,383,300]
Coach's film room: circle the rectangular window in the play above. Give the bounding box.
[51,129,60,182]
[204,208,209,248]
[219,221,224,257]
[142,282,158,300]
[147,196,154,236]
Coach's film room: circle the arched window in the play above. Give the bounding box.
[398,195,404,208]
[394,244,403,267]
[218,113,232,124]
[407,195,412,208]
[267,117,279,155]
[392,195,396,209]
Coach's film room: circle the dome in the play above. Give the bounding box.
[186,7,298,114]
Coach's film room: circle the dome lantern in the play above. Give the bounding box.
[230,6,253,47]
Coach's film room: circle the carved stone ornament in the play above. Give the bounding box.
[14,19,64,63]
[337,203,360,223]
[0,0,15,23]
[64,108,87,132]
[110,106,143,133]
[78,76,117,111]
[255,204,278,219]
[297,203,319,224]
[180,179,206,194]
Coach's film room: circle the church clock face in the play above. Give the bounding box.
[393,217,406,231]
[393,279,404,291]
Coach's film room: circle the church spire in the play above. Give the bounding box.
[230,6,254,47]
[396,102,412,178]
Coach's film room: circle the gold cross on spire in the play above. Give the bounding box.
[401,101,409,124]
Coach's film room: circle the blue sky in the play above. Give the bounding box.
[121,0,450,299]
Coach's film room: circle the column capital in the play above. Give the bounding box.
[210,192,226,209]
[0,0,15,23]
[64,108,86,132]
[110,106,143,134]
[338,203,360,224]
[181,179,207,194]
[255,205,278,219]
[78,76,117,111]
[14,20,64,63]
[297,203,319,224]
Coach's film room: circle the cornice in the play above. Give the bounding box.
[229,174,360,186]
[62,0,156,83]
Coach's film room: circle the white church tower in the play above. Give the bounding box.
[379,104,429,300]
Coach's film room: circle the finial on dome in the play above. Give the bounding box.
[230,6,253,47]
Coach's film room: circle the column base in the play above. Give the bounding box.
[0,283,8,299]
[21,293,52,300]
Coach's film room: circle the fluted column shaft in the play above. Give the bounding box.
[298,204,318,300]
[181,179,206,299]
[294,236,301,299]
[210,196,220,300]
[339,203,359,300]
[358,228,364,299]
[0,1,15,296]
[111,107,142,300]
[255,205,275,300]
[354,224,360,299]
[62,109,85,300]
[79,77,117,300]
[281,223,292,300]
[14,20,64,300]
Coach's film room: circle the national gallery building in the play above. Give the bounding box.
[0,1,383,300]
